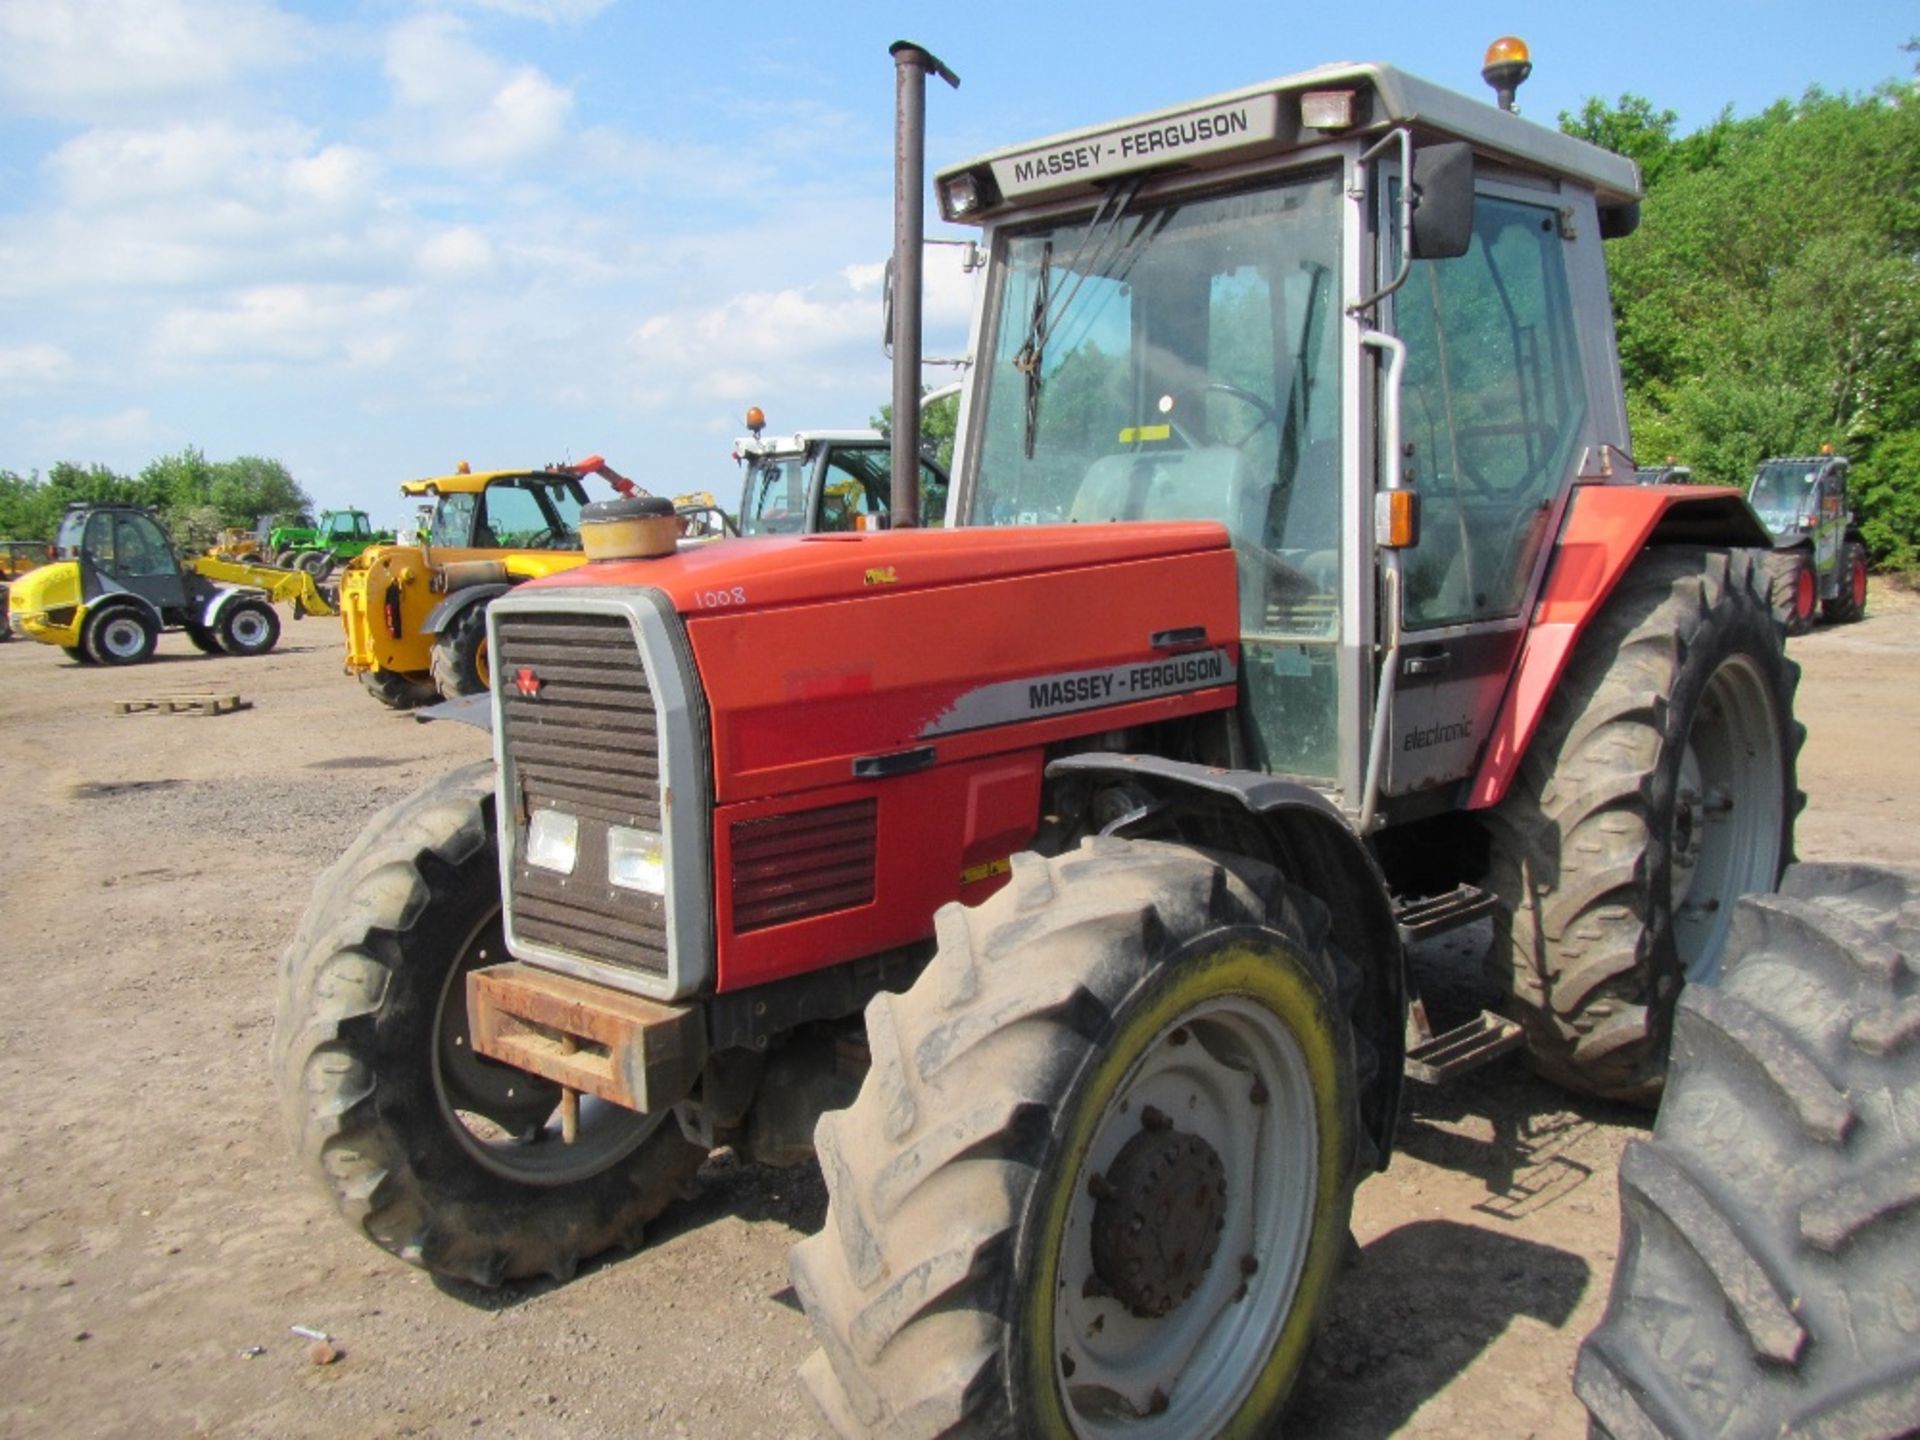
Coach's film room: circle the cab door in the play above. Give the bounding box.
[1383,185,1601,798]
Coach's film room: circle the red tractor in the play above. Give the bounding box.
[276,39,1799,1437]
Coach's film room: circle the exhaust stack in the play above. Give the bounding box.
[888,41,959,528]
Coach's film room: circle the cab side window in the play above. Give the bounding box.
[1397,194,1588,628]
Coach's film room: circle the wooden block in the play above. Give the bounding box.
[113,694,248,717]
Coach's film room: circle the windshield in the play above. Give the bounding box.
[969,168,1345,636]
[741,456,812,535]
[1750,462,1818,523]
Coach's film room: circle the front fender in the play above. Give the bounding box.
[1045,751,1405,1170]
[201,583,268,628]
[421,582,512,637]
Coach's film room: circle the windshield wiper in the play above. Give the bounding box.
[1012,175,1150,460]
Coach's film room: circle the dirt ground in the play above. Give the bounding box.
[1,584,1916,1440]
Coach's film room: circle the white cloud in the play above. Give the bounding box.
[151,285,414,367]
[23,407,164,456]
[417,227,496,279]
[0,0,314,120]
[439,0,614,21]
[384,13,573,169]
[0,344,76,386]
[48,121,380,214]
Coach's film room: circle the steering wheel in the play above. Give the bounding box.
[1159,384,1282,451]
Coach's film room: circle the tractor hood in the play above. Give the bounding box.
[518,522,1232,615]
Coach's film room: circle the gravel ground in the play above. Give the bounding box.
[0,584,1915,1439]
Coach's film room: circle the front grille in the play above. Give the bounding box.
[731,800,877,932]
[494,611,668,978]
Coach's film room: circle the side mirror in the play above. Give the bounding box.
[1409,142,1475,260]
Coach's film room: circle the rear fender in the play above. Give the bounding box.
[1046,751,1405,1169]
[1466,484,1772,810]
[421,581,513,637]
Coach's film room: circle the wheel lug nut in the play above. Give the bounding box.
[1087,1172,1118,1202]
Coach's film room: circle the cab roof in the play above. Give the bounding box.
[735,430,885,459]
[938,61,1642,222]
[399,468,578,497]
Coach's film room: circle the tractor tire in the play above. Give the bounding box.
[216,598,280,656]
[1821,539,1869,624]
[272,761,706,1285]
[1762,548,1817,636]
[1575,862,1920,1438]
[359,667,440,710]
[430,605,491,700]
[62,644,94,664]
[184,623,222,655]
[296,550,335,583]
[790,837,1364,1439]
[82,606,158,665]
[1486,547,1802,1104]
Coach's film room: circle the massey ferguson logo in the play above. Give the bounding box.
[513,666,546,698]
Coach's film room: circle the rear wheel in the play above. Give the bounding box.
[1821,539,1868,623]
[273,761,706,1285]
[791,838,1363,1438]
[1487,548,1801,1103]
[430,605,491,700]
[83,606,158,665]
[184,623,222,655]
[217,598,280,656]
[1576,863,1920,1437]
[359,667,440,709]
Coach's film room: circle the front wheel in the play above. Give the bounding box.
[791,838,1363,1438]
[429,604,491,699]
[1821,539,1868,623]
[296,550,335,582]
[217,598,280,656]
[1487,547,1802,1103]
[359,667,440,710]
[273,762,706,1284]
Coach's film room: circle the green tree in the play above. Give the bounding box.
[1567,80,1920,564]
[871,385,961,470]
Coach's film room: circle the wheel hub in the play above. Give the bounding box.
[1089,1106,1227,1319]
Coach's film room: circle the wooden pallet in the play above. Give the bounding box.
[113,694,250,718]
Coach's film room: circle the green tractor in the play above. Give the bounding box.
[266,509,394,581]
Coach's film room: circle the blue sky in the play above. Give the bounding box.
[1,0,1913,523]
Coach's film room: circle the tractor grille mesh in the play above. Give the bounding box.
[494,611,667,978]
[731,800,878,932]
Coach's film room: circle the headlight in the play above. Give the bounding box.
[525,809,580,874]
[608,825,666,894]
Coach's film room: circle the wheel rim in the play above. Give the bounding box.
[229,609,270,648]
[1048,995,1317,1437]
[100,615,148,659]
[430,907,658,1184]
[1670,656,1784,982]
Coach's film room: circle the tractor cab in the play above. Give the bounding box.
[57,503,193,612]
[940,58,1645,815]
[1748,453,1849,544]
[735,425,950,535]
[408,470,592,556]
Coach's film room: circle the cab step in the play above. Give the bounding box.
[1393,883,1499,944]
[1403,996,1525,1085]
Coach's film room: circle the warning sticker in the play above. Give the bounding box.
[921,649,1235,737]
